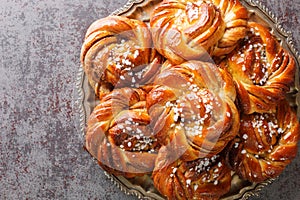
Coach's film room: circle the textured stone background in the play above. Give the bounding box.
[0,0,299,199]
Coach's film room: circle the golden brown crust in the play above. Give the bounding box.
[81,15,162,98]
[81,2,299,198]
[220,22,296,114]
[150,0,248,64]
[147,60,240,161]
[153,146,232,200]
[227,100,300,182]
[85,88,161,178]
[210,0,249,57]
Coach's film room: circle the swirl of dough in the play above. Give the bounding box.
[220,22,296,114]
[146,60,239,161]
[227,100,300,182]
[81,16,162,98]
[85,88,160,178]
[210,0,249,56]
[153,145,231,200]
[150,0,248,64]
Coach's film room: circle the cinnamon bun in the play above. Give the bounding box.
[81,16,162,98]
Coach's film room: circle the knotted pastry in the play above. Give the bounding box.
[150,0,248,64]
[146,60,239,161]
[85,88,161,178]
[81,16,162,98]
[220,22,296,114]
[153,145,232,200]
[227,100,300,182]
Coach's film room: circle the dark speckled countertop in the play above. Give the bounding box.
[0,0,299,199]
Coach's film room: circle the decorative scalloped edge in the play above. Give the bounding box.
[110,0,146,16]
[240,179,276,200]
[77,0,300,199]
[104,172,151,200]
[76,66,86,137]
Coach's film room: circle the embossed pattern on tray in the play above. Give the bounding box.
[77,0,300,199]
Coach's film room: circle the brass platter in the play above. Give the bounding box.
[77,0,300,199]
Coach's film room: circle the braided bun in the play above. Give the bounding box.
[81,16,162,98]
[153,146,231,200]
[86,88,160,178]
[227,100,299,182]
[147,60,239,161]
[220,22,296,114]
[150,0,248,64]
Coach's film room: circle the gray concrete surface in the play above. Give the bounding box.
[0,0,299,199]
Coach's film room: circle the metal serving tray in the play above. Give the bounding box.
[77,0,300,199]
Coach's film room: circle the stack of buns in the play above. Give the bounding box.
[80,0,299,199]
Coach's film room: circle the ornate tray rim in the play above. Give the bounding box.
[76,0,300,199]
